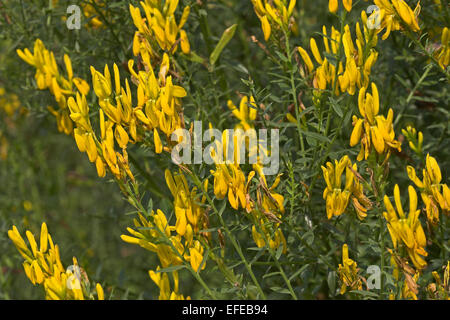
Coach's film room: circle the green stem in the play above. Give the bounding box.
[250,211,298,299]
[405,30,450,82]
[284,30,306,158]
[189,171,267,299]
[379,210,385,299]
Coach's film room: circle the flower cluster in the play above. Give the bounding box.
[121,169,210,299]
[321,155,371,220]
[8,223,104,300]
[401,125,423,156]
[370,0,420,40]
[328,0,353,13]
[338,244,362,294]
[227,95,258,131]
[251,0,297,41]
[129,0,191,56]
[149,267,190,300]
[407,154,449,225]
[52,0,105,28]
[16,39,90,135]
[120,208,199,300]
[350,83,401,161]
[251,166,287,253]
[383,185,427,270]
[165,169,210,237]
[427,261,450,300]
[297,22,378,96]
[434,26,449,70]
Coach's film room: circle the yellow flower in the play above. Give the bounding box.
[402,272,419,300]
[17,40,89,135]
[8,223,104,300]
[149,269,190,300]
[251,223,287,253]
[122,206,204,299]
[329,0,338,13]
[66,49,186,181]
[298,24,378,96]
[251,165,287,253]
[0,88,22,117]
[383,185,428,270]
[434,27,450,70]
[165,169,209,235]
[401,125,423,155]
[211,162,249,210]
[129,1,191,56]
[427,261,450,300]
[251,0,297,41]
[328,0,352,13]
[321,155,371,219]
[338,244,362,294]
[350,83,401,161]
[227,95,258,131]
[371,0,421,40]
[407,154,449,225]
[188,240,206,272]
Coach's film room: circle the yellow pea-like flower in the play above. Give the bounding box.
[8,223,103,300]
[310,38,323,65]
[383,185,428,270]
[322,156,371,219]
[261,15,271,41]
[179,30,190,54]
[251,0,297,40]
[407,154,449,225]
[343,0,352,12]
[338,244,362,294]
[351,83,401,161]
[297,46,314,73]
[329,0,338,13]
[154,129,163,154]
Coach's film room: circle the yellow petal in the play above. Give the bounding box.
[297,46,314,73]
[96,283,105,300]
[154,128,163,154]
[310,38,323,64]
[261,15,271,41]
[343,0,352,12]
[328,0,338,13]
[371,126,385,154]
[394,184,405,219]
[179,30,190,54]
[426,154,442,184]
[350,118,363,147]
[39,222,48,253]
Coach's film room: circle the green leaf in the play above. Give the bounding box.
[275,244,283,260]
[270,286,292,295]
[263,272,281,279]
[155,265,186,273]
[183,51,207,64]
[328,271,336,297]
[350,290,379,299]
[300,130,331,143]
[218,200,227,217]
[288,264,309,281]
[329,97,343,118]
[210,24,238,65]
